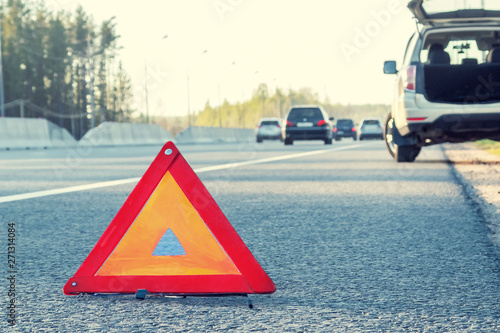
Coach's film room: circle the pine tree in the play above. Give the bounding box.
[70,6,91,138]
[114,61,134,122]
[96,17,118,123]
[2,0,26,105]
[24,7,49,114]
[46,13,69,127]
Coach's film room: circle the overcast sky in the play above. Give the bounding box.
[44,0,416,118]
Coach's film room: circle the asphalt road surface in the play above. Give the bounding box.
[1,140,500,331]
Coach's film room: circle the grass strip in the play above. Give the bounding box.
[475,140,500,157]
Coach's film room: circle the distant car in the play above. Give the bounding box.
[256,118,282,143]
[334,119,357,141]
[359,118,383,140]
[282,105,334,145]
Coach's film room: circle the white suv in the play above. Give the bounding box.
[383,0,500,162]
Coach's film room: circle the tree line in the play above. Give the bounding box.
[1,0,134,139]
[193,83,390,128]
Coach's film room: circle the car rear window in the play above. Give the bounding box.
[362,120,380,125]
[337,119,353,126]
[420,37,487,65]
[287,108,323,121]
[261,121,279,126]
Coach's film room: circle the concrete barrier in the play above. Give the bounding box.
[175,126,255,145]
[47,121,79,148]
[79,122,173,147]
[0,117,77,150]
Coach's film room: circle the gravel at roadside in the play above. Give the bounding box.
[443,143,500,246]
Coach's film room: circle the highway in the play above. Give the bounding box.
[1,140,500,331]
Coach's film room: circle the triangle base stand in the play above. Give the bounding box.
[77,290,255,309]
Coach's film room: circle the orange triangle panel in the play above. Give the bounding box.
[64,142,275,295]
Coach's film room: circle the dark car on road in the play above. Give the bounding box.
[282,105,334,145]
[334,118,357,141]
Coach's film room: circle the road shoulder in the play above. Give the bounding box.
[442,143,500,247]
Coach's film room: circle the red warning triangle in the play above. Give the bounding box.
[64,142,275,295]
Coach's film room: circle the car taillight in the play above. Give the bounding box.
[333,128,338,132]
[352,128,356,132]
[286,121,293,127]
[404,65,416,91]
[317,120,327,126]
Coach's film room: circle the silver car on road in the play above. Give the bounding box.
[359,118,384,140]
[256,118,282,143]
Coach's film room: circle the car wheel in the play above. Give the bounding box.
[353,135,357,141]
[324,138,332,145]
[284,138,293,145]
[256,136,263,143]
[384,112,420,162]
[384,113,397,158]
[335,137,341,141]
[359,136,363,141]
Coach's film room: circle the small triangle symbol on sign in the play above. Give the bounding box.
[152,229,186,256]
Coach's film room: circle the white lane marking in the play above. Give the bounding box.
[0,178,141,204]
[0,144,364,204]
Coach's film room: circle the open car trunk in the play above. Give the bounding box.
[409,0,500,26]
[424,63,500,103]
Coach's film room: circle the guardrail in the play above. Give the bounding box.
[0,118,77,150]
[79,122,173,147]
[1,119,254,150]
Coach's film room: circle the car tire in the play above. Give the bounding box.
[359,136,364,141]
[256,136,263,143]
[384,112,421,162]
[335,137,341,141]
[324,138,332,145]
[384,113,396,158]
[395,145,421,162]
[353,135,357,141]
[284,138,293,145]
